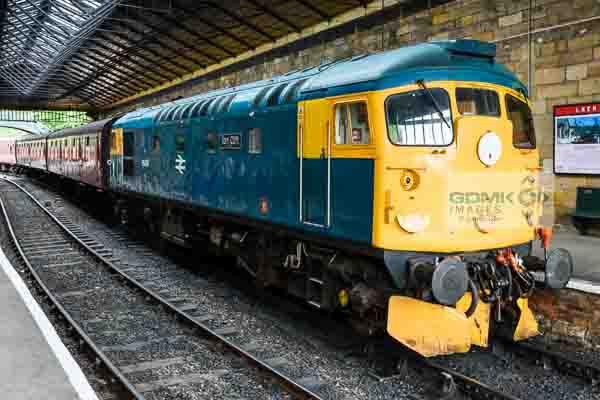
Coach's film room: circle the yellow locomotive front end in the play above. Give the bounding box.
[370,81,572,356]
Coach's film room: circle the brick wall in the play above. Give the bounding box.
[108,0,600,221]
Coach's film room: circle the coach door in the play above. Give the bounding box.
[299,101,331,228]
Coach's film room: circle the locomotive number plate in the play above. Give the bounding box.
[220,134,241,150]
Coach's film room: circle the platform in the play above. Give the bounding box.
[0,247,98,400]
[532,229,600,282]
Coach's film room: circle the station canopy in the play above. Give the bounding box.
[0,0,390,111]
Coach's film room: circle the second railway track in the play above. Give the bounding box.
[0,176,323,400]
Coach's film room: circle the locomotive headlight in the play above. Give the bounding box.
[478,131,502,166]
[397,213,430,233]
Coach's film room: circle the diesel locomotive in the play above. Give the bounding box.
[1,40,573,357]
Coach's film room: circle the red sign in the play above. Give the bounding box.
[554,103,600,116]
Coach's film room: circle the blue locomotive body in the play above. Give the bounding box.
[110,71,377,244]
[109,40,524,247]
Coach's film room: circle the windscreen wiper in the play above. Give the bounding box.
[416,79,451,129]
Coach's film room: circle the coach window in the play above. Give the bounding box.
[248,128,262,154]
[506,94,536,149]
[335,102,371,145]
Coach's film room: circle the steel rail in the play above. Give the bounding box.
[0,176,324,400]
[0,178,145,400]
[424,360,522,400]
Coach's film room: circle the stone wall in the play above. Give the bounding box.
[108,0,600,220]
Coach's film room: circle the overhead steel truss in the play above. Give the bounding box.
[0,108,89,125]
[0,0,435,111]
[0,0,119,102]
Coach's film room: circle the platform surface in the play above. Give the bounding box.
[0,247,97,400]
[532,230,600,282]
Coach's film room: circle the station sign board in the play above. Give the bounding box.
[554,103,600,175]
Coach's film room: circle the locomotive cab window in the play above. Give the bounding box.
[335,102,371,145]
[456,88,500,116]
[386,88,453,146]
[506,95,536,149]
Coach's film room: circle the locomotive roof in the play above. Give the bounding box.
[114,39,528,129]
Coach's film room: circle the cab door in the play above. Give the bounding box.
[299,100,331,228]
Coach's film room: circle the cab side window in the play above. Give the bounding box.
[335,102,371,145]
[506,95,536,149]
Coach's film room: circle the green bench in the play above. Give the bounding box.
[572,187,600,235]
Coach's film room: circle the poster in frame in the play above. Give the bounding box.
[554,102,600,175]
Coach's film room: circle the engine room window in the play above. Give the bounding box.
[152,136,160,153]
[175,134,185,152]
[248,128,262,154]
[506,95,536,149]
[386,89,453,146]
[456,88,500,116]
[334,102,371,145]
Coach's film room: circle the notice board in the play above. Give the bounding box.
[554,103,600,175]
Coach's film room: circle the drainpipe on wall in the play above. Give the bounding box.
[528,0,533,96]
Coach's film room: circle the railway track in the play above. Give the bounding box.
[508,340,600,383]
[4,173,599,400]
[427,339,599,400]
[0,176,323,400]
